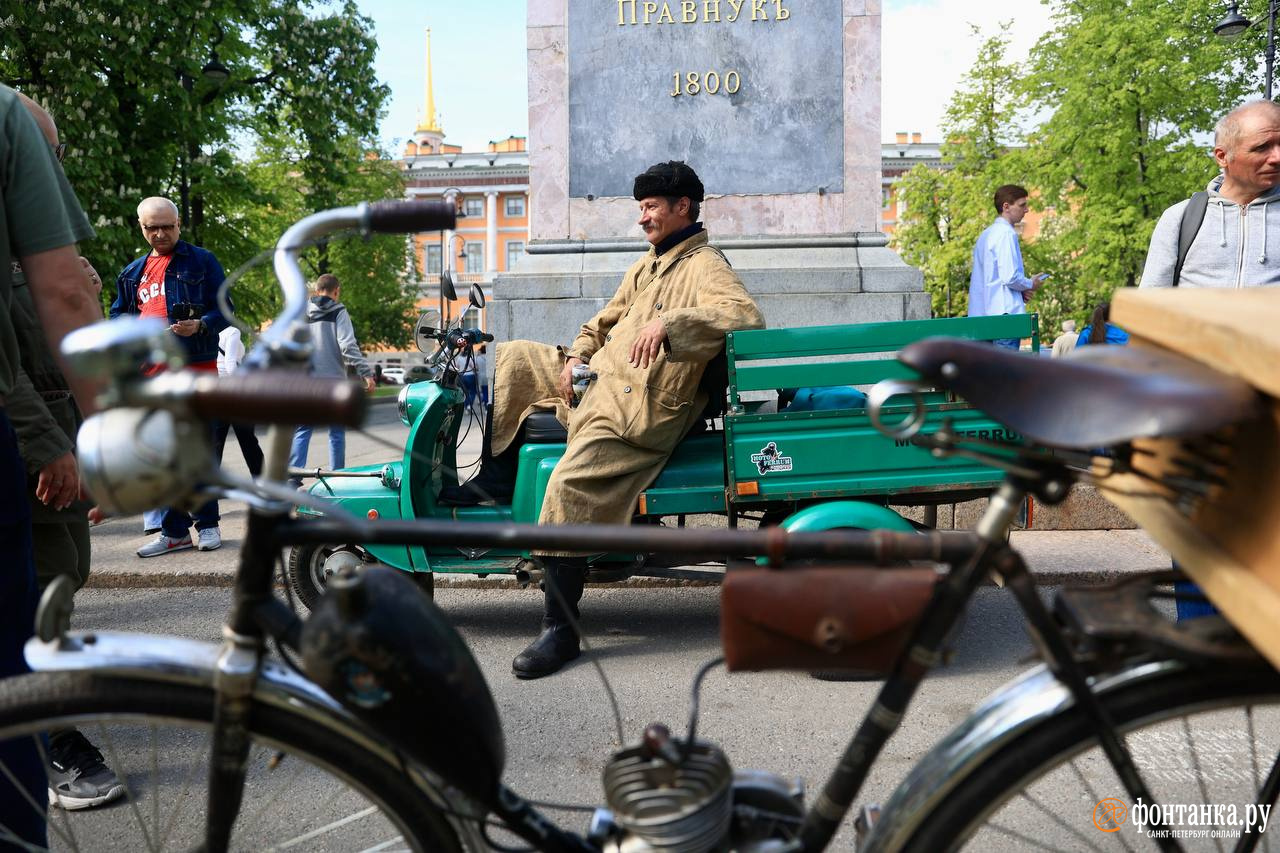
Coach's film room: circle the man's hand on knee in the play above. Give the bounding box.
[629,318,668,369]
[559,356,583,406]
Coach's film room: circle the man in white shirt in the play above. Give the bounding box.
[968,184,1047,349]
[212,325,263,476]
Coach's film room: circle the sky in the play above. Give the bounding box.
[356,0,1057,153]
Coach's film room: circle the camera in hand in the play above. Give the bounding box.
[168,302,202,322]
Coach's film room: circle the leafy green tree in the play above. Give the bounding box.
[0,0,403,335]
[1022,0,1256,302]
[219,131,416,348]
[892,29,1050,322]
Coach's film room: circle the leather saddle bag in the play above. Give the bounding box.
[721,566,937,673]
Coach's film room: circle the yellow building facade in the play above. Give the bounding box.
[399,29,530,332]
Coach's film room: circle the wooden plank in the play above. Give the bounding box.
[1103,474,1280,671]
[1111,288,1280,398]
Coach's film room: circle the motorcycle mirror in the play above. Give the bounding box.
[469,283,485,309]
[413,313,439,354]
[439,270,457,302]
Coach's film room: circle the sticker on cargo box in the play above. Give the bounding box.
[751,441,793,474]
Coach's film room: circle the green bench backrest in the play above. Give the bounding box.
[726,314,1039,407]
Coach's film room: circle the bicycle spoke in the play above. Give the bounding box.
[1015,789,1108,852]
[150,722,159,851]
[1179,715,1226,853]
[94,720,159,853]
[35,733,80,853]
[268,805,380,851]
[0,823,45,853]
[357,837,411,853]
[0,749,50,842]
[157,734,209,851]
[239,745,308,842]
[984,819,1069,852]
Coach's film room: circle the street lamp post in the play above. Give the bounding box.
[1215,1,1280,100]
[175,34,231,243]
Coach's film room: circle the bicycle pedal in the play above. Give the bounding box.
[855,803,881,845]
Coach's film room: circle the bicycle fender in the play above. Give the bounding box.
[22,629,486,848]
[859,660,1184,852]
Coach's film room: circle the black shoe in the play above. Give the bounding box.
[47,729,125,810]
[512,557,588,679]
[512,619,581,678]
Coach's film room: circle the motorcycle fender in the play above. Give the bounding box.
[780,501,916,533]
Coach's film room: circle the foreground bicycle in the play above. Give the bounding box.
[0,200,1275,851]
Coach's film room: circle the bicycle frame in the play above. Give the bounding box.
[42,201,1239,852]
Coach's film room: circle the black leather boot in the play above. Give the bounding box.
[438,404,520,506]
[512,558,587,679]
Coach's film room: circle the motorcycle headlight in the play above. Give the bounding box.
[397,384,412,426]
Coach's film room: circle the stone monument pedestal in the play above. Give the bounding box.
[490,233,927,346]
[496,0,924,345]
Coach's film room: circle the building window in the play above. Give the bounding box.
[506,240,525,270]
[460,306,481,329]
[505,195,525,217]
[882,187,892,210]
[425,244,442,275]
[464,241,484,274]
[463,198,484,218]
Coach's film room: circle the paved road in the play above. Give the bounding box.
[59,584,1049,850]
[56,584,1278,851]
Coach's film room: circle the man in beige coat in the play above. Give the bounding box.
[458,162,764,678]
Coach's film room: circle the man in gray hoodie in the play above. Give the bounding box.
[289,274,375,477]
[1141,100,1280,288]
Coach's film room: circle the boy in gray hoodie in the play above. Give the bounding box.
[1142,100,1280,288]
[289,274,375,477]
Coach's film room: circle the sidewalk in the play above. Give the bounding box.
[86,517,1170,590]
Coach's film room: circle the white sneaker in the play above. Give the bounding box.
[196,528,222,551]
[136,533,193,558]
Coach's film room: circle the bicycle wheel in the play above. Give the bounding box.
[897,662,1280,851]
[0,671,472,852]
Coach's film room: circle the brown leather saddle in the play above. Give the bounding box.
[897,338,1260,450]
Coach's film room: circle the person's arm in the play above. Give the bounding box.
[335,306,375,390]
[6,367,78,509]
[660,252,765,364]
[197,252,231,335]
[1138,203,1183,288]
[567,266,638,363]
[20,245,103,414]
[990,228,1036,293]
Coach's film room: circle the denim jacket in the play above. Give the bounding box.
[109,240,231,365]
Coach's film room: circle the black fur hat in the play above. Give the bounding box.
[633,161,704,203]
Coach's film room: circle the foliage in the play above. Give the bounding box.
[892,1,1258,335]
[891,29,1049,322]
[1022,0,1255,301]
[1,0,416,344]
[220,131,416,349]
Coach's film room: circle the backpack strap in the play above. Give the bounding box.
[1174,191,1209,287]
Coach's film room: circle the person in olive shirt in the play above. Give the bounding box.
[0,85,104,844]
[8,92,124,813]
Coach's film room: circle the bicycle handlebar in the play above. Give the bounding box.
[366,200,457,234]
[125,370,368,427]
[187,371,368,427]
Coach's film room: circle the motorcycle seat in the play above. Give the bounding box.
[523,411,568,444]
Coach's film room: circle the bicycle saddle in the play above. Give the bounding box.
[897,337,1260,450]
